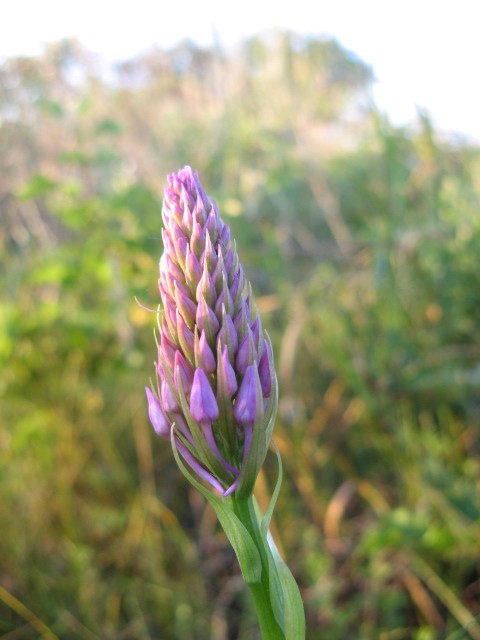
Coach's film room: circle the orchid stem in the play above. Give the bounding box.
[232,494,285,640]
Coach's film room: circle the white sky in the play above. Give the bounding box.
[1,0,479,142]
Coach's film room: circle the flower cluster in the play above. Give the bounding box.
[146,167,277,497]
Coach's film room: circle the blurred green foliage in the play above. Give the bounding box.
[1,33,479,639]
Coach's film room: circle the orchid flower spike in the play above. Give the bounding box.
[146,166,278,497]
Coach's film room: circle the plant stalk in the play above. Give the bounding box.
[232,494,285,640]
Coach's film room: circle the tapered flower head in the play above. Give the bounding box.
[146,166,277,497]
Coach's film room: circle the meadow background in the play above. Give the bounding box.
[1,33,479,639]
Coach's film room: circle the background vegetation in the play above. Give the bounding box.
[1,33,479,639]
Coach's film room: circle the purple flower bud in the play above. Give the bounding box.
[196,294,220,343]
[191,221,206,259]
[195,329,216,374]
[181,184,195,212]
[166,254,184,285]
[203,231,218,274]
[170,221,186,265]
[175,281,197,330]
[146,387,170,438]
[212,250,225,292]
[176,309,195,363]
[215,274,234,319]
[174,233,188,271]
[161,375,179,413]
[174,350,194,395]
[161,292,177,342]
[217,344,238,397]
[223,246,234,275]
[230,268,245,313]
[160,328,177,369]
[234,305,249,344]
[251,316,262,353]
[205,208,219,241]
[193,195,207,226]
[146,166,278,497]
[185,245,202,292]
[220,224,231,247]
[190,368,219,425]
[218,307,238,363]
[236,327,256,375]
[233,365,259,428]
[196,262,217,308]
[258,342,272,397]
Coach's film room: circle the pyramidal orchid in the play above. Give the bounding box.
[146,165,277,498]
[145,167,304,639]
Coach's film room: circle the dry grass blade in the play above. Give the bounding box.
[0,585,59,640]
[410,553,480,640]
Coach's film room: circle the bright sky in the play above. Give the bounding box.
[2,0,479,142]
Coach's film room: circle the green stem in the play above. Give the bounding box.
[232,494,285,640]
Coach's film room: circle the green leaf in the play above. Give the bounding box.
[267,531,305,640]
[234,495,287,638]
[254,446,305,639]
[258,444,288,632]
[261,440,283,538]
[264,537,287,632]
[251,494,286,633]
[171,428,262,584]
